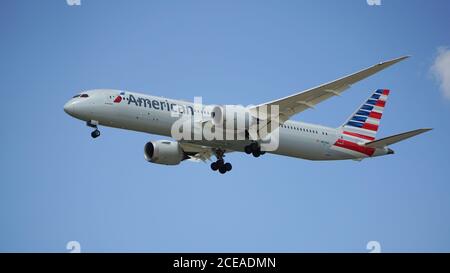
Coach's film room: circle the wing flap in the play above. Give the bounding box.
[179,142,214,162]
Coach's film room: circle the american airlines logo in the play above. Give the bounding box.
[113,96,122,103]
[117,93,195,115]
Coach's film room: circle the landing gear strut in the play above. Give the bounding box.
[210,149,232,174]
[244,142,265,157]
[87,120,101,139]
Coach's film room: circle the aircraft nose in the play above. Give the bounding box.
[64,101,75,115]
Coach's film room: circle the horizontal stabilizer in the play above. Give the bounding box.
[364,128,432,148]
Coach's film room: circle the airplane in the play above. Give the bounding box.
[64,56,431,174]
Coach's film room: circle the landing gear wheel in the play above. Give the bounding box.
[211,162,219,171]
[212,149,231,174]
[91,129,100,138]
[244,145,252,154]
[218,165,227,174]
[224,162,232,172]
[246,142,264,158]
[250,142,258,152]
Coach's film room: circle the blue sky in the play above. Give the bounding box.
[1,0,449,252]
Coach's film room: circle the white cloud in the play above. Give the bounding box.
[431,47,450,99]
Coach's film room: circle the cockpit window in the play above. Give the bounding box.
[73,93,89,98]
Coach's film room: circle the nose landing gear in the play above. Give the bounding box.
[91,129,101,138]
[87,120,101,139]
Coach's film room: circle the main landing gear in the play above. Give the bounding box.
[210,149,232,174]
[244,142,266,158]
[87,120,101,139]
[210,159,232,174]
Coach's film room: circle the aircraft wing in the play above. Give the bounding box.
[249,56,410,123]
[179,142,233,162]
[179,142,214,162]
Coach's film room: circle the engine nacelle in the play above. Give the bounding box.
[144,140,186,165]
[211,105,258,130]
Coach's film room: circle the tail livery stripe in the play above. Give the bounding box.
[379,94,388,101]
[369,111,382,119]
[343,126,378,136]
[376,89,390,95]
[351,116,367,122]
[362,123,378,131]
[361,104,374,111]
[375,100,386,107]
[334,139,376,157]
[347,121,364,128]
[371,94,381,99]
[343,131,375,141]
[340,89,390,143]
[356,110,370,116]
[366,117,380,125]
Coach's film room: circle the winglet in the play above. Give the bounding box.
[377,55,410,67]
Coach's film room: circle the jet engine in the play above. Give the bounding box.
[144,140,187,165]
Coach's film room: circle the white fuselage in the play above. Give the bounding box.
[64,89,391,161]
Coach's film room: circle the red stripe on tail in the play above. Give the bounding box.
[334,139,375,156]
[343,131,375,141]
[362,123,379,131]
[375,100,386,107]
[369,111,382,119]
